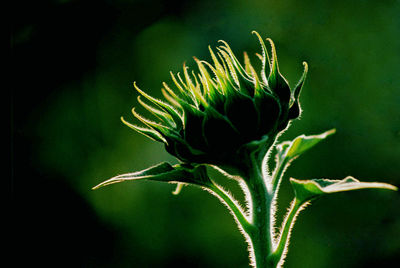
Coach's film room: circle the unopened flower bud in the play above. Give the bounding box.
[123,31,308,169]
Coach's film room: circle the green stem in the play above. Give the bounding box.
[268,198,303,266]
[244,158,275,268]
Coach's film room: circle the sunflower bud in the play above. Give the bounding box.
[123,31,308,169]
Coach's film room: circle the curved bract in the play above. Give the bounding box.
[123,31,308,168]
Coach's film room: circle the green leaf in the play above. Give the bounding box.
[290,176,398,203]
[92,162,212,190]
[272,129,336,191]
[285,128,336,159]
[269,177,397,266]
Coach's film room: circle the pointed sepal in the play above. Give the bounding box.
[288,62,308,120]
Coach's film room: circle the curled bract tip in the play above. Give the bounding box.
[124,32,308,166]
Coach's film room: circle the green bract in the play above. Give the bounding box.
[123,31,308,168]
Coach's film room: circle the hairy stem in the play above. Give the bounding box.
[244,157,275,268]
[268,198,303,267]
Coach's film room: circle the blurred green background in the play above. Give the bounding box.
[12,0,400,267]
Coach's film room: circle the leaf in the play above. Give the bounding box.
[290,176,398,203]
[269,177,397,267]
[275,129,336,164]
[285,128,336,159]
[92,162,212,190]
[272,129,336,190]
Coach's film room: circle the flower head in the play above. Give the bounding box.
[123,31,308,168]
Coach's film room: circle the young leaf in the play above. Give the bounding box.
[290,176,398,203]
[284,128,336,159]
[271,129,336,191]
[269,177,398,267]
[92,162,212,190]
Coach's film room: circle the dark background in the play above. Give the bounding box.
[12,0,400,267]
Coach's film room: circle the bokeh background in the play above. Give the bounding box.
[12,0,400,267]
